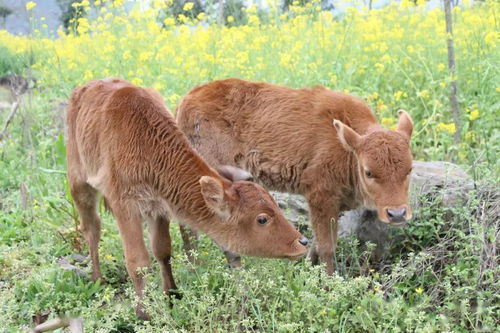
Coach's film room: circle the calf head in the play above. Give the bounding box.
[333,110,413,225]
[199,166,308,259]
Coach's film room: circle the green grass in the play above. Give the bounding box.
[0,84,498,333]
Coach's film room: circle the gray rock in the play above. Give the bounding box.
[410,160,474,210]
[270,161,473,257]
[56,254,89,279]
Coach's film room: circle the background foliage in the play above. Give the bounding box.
[0,0,498,331]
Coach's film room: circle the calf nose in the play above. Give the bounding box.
[298,236,309,246]
[387,208,407,223]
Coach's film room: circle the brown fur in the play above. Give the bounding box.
[176,78,413,274]
[66,78,307,319]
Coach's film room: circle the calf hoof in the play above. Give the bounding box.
[307,247,319,265]
[135,305,151,321]
[168,289,183,300]
[91,273,104,284]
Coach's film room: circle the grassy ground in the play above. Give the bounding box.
[0,0,498,331]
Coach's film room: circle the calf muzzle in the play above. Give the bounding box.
[299,236,309,246]
[386,207,407,223]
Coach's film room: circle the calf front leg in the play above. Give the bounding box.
[179,225,199,265]
[110,200,151,320]
[306,192,340,275]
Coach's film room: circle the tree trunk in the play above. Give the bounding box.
[218,0,225,25]
[444,0,461,147]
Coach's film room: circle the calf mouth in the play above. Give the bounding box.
[285,252,307,261]
[389,221,407,227]
[284,243,308,260]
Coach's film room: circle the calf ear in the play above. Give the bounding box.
[396,110,413,139]
[333,120,361,152]
[200,176,229,218]
[218,165,253,182]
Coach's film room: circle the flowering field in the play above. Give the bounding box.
[0,0,499,331]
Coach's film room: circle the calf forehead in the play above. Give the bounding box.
[234,182,277,210]
[361,131,412,175]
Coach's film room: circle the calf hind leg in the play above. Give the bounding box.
[70,181,103,281]
[150,216,179,298]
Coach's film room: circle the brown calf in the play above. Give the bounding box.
[176,78,413,274]
[66,78,307,318]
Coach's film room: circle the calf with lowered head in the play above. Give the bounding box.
[66,78,308,319]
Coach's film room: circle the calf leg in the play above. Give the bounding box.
[307,192,340,275]
[70,181,102,281]
[149,216,178,296]
[308,238,320,266]
[110,200,151,319]
[179,225,199,264]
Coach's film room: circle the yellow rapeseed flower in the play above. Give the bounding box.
[169,93,180,105]
[77,17,90,34]
[393,91,404,101]
[248,15,260,25]
[465,131,475,140]
[131,78,143,86]
[367,92,379,102]
[437,122,456,134]
[139,51,153,62]
[376,100,388,112]
[183,2,194,11]
[197,12,206,21]
[382,117,394,127]
[178,14,188,23]
[112,0,124,8]
[415,287,424,294]
[26,1,37,10]
[164,17,175,26]
[227,16,234,23]
[469,109,479,121]
[418,90,430,99]
[153,82,165,91]
[484,31,498,47]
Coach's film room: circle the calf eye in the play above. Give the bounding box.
[257,215,268,225]
[365,170,373,178]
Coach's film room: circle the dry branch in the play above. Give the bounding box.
[0,98,21,140]
[28,317,83,333]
